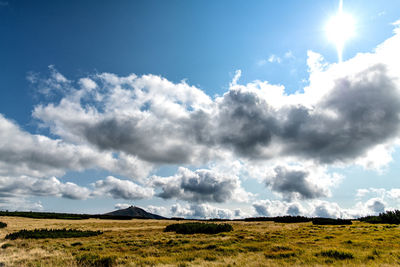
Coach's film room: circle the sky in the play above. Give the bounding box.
[1,0,400,219]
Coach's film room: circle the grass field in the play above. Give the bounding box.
[0,216,400,266]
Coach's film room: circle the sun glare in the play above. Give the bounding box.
[326,1,356,62]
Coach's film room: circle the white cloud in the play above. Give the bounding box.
[114,203,132,210]
[32,29,400,170]
[0,175,90,200]
[152,167,251,203]
[252,198,387,219]
[79,77,97,90]
[268,54,281,63]
[268,55,282,63]
[170,203,240,219]
[0,199,43,212]
[146,205,168,217]
[0,113,153,181]
[92,176,154,200]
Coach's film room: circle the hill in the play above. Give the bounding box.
[104,206,166,219]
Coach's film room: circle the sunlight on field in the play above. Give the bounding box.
[1,217,400,266]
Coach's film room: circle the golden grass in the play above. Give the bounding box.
[1,216,400,266]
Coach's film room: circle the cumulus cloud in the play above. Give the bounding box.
[92,176,154,200]
[355,187,400,207]
[253,200,293,217]
[146,205,168,217]
[0,175,90,200]
[0,198,43,212]
[0,113,153,180]
[265,166,330,200]
[33,72,214,166]
[252,198,387,219]
[152,167,251,203]
[31,27,400,173]
[366,198,386,214]
[170,203,239,219]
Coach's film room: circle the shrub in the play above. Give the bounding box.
[273,216,312,223]
[164,222,233,234]
[0,222,6,228]
[76,254,116,267]
[1,243,12,249]
[312,218,352,225]
[5,228,102,240]
[265,252,296,259]
[317,250,354,260]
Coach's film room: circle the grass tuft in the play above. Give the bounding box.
[265,252,296,259]
[317,249,354,260]
[76,253,116,267]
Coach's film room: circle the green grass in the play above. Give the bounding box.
[2,217,400,266]
[75,254,116,267]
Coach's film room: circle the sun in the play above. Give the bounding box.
[326,0,356,62]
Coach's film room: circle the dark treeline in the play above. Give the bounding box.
[244,216,312,223]
[0,211,136,220]
[5,228,102,240]
[244,216,352,225]
[359,210,400,224]
[312,218,352,225]
[5,210,400,225]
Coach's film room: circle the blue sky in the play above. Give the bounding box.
[1,0,400,218]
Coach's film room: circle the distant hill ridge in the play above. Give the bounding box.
[104,206,166,219]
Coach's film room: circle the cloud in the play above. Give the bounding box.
[33,72,215,165]
[152,167,251,203]
[253,200,293,217]
[0,113,153,180]
[170,203,239,219]
[268,54,281,63]
[0,198,43,212]
[146,205,168,217]
[265,166,330,200]
[0,175,90,200]
[366,198,386,214]
[114,203,132,210]
[252,198,386,219]
[92,176,154,200]
[32,27,400,171]
[355,187,400,203]
[28,65,70,97]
